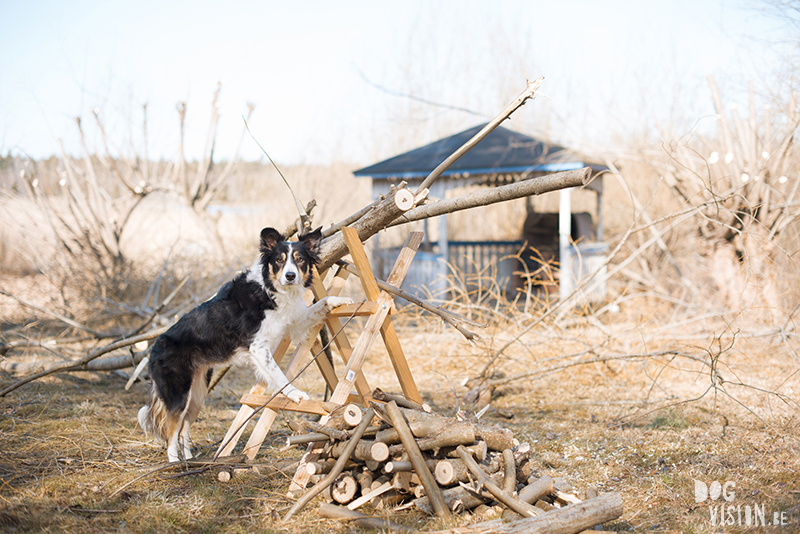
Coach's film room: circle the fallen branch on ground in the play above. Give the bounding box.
[0,326,169,397]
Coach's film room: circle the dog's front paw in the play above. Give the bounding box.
[324,296,354,310]
[284,386,310,404]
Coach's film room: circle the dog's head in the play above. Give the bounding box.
[259,227,322,291]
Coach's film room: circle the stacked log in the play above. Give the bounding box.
[283,392,623,532]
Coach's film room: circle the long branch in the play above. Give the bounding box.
[317,78,547,270]
[390,166,590,228]
[415,77,544,194]
[0,326,169,397]
[0,289,105,338]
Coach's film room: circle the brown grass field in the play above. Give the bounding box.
[1,82,800,532]
[0,272,798,533]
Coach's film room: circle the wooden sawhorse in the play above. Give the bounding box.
[217,227,423,495]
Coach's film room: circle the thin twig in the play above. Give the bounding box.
[0,289,105,338]
[243,117,309,229]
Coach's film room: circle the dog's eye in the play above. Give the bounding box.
[296,257,305,264]
[276,257,285,264]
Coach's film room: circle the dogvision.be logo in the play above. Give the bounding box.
[695,479,792,528]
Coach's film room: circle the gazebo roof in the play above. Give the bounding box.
[353,123,606,181]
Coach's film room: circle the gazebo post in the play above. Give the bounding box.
[595,189,604,242]
[558,187,573,301]
[432,181,449,262]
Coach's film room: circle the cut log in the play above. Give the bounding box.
[331,473,358,504]
[414,485,487,515]
[297,419,350,441]
[287,433,330,447]
[388,423,476,456]
[392,471,413,493]
[348,481,394,511]
[283,407,375,522]
[502,449,516,495]
[356,469,373,495]
[554,490,583,506]
[376,409,474,445]
[474,423,514,452]
[445,441,488,463]
[434,460,455,486]
[518,475,555,505]
[419,492,623,534]
[321,403,363,429]
[434,455,504,486]
[384,461,413,473]
[330,439,389,463]
[319,503,415,533]
[373,387,432,412]
[306,459,336,476]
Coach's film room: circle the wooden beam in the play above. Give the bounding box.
[239,394,328,416]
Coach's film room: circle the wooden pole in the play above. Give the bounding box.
[455,445,540,518]
[415,78,544,195]
[384,401,450,518]
[391,167,591,229]
[420,492,623,534]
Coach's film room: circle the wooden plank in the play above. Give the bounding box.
[342,227,381,301]
[242,410,278,461]
[310,273,371,401]
[386,231,424,287]
[242,333,320,461]
[380,318,422,403]
[328,293,393,406]
[216,381,265,457]
[239,394,328,415]
[216,334,292,457]
[312,339,339,392]
[235,335,294,460]
[347,481,393,510]
[376,231,423,403]
[326,302,377,316]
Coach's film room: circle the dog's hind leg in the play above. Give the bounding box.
[178,372,209,460]
[165,416,182,463]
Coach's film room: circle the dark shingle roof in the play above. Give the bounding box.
[354,123,606,180]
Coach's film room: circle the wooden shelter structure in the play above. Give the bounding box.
[354,124,609,302]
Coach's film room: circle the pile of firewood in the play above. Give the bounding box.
[281,390,622,533]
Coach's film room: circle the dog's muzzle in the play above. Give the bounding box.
[280,265,301,286]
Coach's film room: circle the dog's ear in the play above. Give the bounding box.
[299,226,323,259]
[260,227,283,254]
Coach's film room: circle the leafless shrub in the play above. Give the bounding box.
[632,77,800,322]
[1,85,255,308]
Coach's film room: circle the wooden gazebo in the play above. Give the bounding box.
[354,124,608,302]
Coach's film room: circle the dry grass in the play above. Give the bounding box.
[2,79,800,533]
[0,306,798,533]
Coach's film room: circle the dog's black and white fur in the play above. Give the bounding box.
[138,227,351,462]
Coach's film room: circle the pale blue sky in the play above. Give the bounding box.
[0,1,792,165]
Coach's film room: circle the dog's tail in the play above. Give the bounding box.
[138,389,172,443]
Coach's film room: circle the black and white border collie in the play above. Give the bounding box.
[138,227,352,462]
